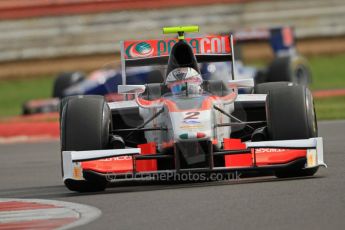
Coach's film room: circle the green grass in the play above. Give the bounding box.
[307,54,345,120]
[314,96,345,120]
[309,53,345,90]
[0,76,54,117]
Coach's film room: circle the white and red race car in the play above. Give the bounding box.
[60,26,326,192]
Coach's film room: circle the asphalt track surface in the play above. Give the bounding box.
[0,121,344,230]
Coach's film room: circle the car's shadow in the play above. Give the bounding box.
[0,175,325,199]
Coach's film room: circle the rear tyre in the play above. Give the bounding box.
[53,72,85,98]
[265,84,319,178]
[60,95,111,192]
[266,55,311,86]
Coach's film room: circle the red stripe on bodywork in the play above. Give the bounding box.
[81,156,134,174]
[255,148,306,165]
[136,142,158,172]
[0,201,57,212]
[81,142,158,173]
[225,154,252,167]
[224,138,252,166]
[223,138,307,167]
[164,97,213,112]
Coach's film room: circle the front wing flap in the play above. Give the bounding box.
[62,148,141,181]
[246,137,326,169]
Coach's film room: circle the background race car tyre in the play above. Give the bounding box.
[265,84,319,178]
[266,55,311,86]
[53,72,85,98]
[60,95,111,192]
[22,102,31,115]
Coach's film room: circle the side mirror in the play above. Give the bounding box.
[118,85,146,94]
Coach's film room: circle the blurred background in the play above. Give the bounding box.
[0,0,345,122]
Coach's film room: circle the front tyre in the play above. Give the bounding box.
[60,95,111,192]
[265,84,319,178]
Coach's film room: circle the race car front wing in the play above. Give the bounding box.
[62,137,326,182]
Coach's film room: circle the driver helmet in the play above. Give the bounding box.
[166,67,203,95]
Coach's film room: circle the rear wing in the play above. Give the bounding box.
[120,34,236,84]
[233,26,296,56]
